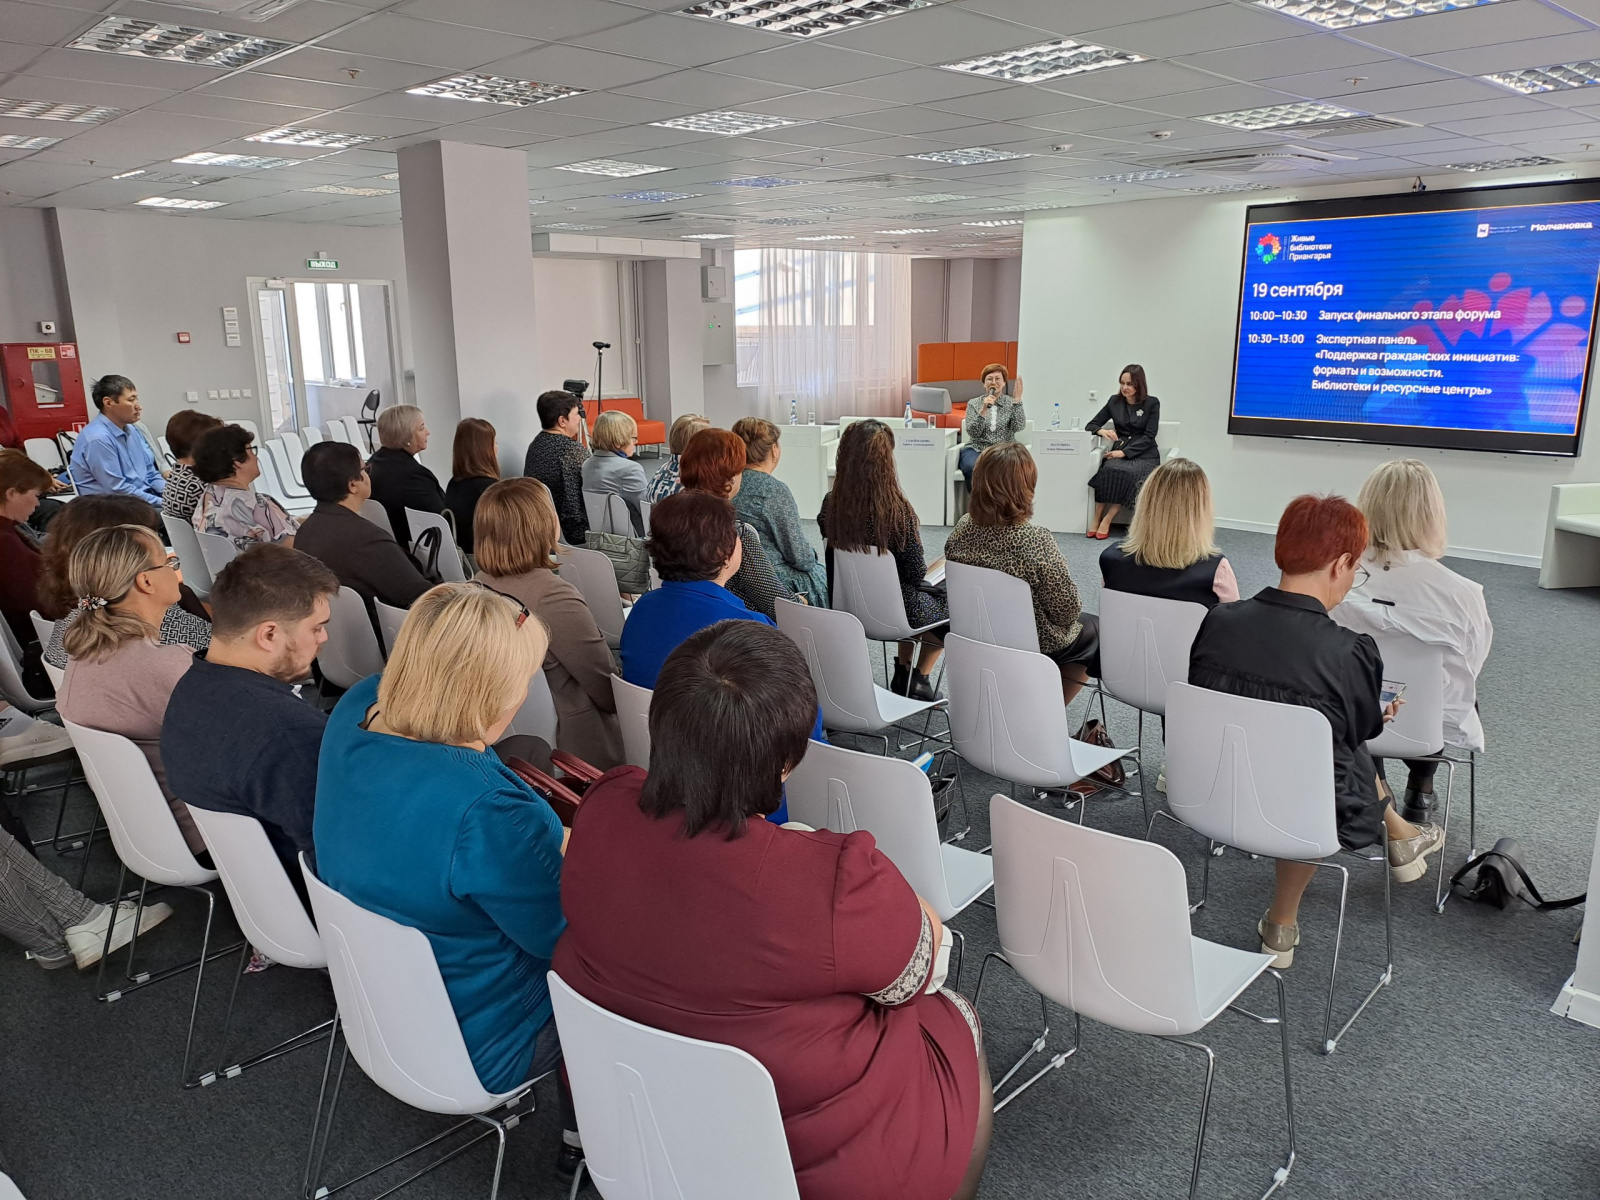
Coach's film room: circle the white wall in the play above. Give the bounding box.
[532,258,623,396]
[1018,197,1599,564]
[0,208,69,346]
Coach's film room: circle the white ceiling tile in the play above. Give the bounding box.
[829,67,1013,104]
[1134,83,1301,118]
[486,43,676,89]
[320,14,541,70]
[928,86,1102,122]
[613,69,802,107]
[0,0,102,46]
[1345,0,1584,55]
[151,93,325,126]
[1,73,174,108]
[1348,77,1509,115]
[1038,59,1223,103]
[120,0,374,41]
[739,90,900,120]
[261,49,447,92]
[1178,35,1386,83]
[203,74,383,109]
[1437,109,1600,137]
[548,92,698,123]
[1422,30,1600,76]
[819,6,1052,64]
[1263,58,1458,103]
[956,0,1223,39]
[464,107,623,137]
[732,119,886,147]
[25,47,225,89]
[1013,104,1167,134]
[571,13,792,67]
[1084,4,1307,58]
[397,0,640,40]
[717,44,911,89]
[837,106,988,135]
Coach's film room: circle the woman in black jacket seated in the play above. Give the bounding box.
[1099,458,1239,607]
[1085,363,1161,540]
[365,404,445,546]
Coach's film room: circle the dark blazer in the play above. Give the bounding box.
[366,447,445,546]
[445,475,496,554]
[294,502,432,609]
[1187,586,1386,849]
[524,431,589,547]
[1085,395,1161,460]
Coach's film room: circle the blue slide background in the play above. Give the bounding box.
[1232,200,1600,435]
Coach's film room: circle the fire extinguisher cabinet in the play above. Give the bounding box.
[1,342,89,441]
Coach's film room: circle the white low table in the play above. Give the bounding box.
[836,417,955,526]
[772,423,836,520]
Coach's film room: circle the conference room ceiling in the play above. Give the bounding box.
[4,0,1600,256]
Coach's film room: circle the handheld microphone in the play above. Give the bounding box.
[593,341,611,350]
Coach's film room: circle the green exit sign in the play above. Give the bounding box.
[306,258,339,270]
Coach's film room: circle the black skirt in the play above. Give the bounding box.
[1045,612,1100,677]
[1089,454,1159,506]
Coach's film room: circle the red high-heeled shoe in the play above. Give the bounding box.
[1093,530,1109,540]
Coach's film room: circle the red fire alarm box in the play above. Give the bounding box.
[1,342,89,441]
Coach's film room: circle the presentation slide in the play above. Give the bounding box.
[1229,184,1600,456]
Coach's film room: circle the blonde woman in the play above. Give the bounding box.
[367,403,445,545]
[581,409,649,535]
[56,524,205,852]
[474,478,623,767]
[1098,458,1238,606]
[1333,459,1492,822]
[313,581,581,1179]
[647,413,709,503]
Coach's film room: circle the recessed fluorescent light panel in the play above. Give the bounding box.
[1482,61,1600,94]
[941,39,1145,84]
[652,110,805,136]
[876,227,938,234]
[247,128,377,149]
[683,0,931,38]
[610,189,700,202]
[1444,155,1561,170]
[1091,169,1187,183]
[539,222,605,230]
[1200,101,1364,130]
[173,152,298,169]
[681,233,734,239]
[1186,183,1274,193]
[0,97,120,123]
[0,134,60,149]
[69,17,291,68]
[986,202,1065,212]
[137,196,226,209]
[305,185,394,196]
[114,169,225,186]
[715,175,804,187]
[948,242,982,247]
[1256,0,1504,30]
[756,217,817,226]
[906,147,1026,165]
[908,193,971,203]
[789,205,850,214]
[555,158,670,177]
[407,74,585,107]
[961,218,1023,226]
[794,234,854,241]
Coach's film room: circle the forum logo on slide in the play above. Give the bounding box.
[1255,232,1282,264]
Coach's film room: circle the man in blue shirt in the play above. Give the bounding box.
[70,374,165,506]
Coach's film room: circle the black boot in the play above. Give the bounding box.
[890,660,911,695]
[908,670,937,702]
[1400,785,1435,824]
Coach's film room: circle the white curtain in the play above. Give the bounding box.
[746,248,911,424]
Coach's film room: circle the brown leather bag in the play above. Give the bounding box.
[1073,718,1126,787]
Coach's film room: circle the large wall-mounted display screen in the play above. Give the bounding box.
[1229,182,1600,456]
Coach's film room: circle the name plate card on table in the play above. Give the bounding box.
[1037,434,1083,456]
[897,431,940,451]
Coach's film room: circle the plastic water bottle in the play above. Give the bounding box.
[904,402,913,427]
[1051,402,1062,430]
[789,397,799,425]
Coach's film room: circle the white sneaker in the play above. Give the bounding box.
[0,721,74,767]
[1156,770,1167,794]
[64,901,174,970]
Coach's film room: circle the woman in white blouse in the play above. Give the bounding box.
[1333,459,1492,823]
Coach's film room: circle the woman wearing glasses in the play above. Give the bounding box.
[191,424,298,550]
[314,581,582,1184]
[55,523,206,853]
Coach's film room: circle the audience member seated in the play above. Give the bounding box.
[163,545,338,902]
[192,424,298,549]
[366,404,445,546]
[295,441,431,610]
[646,412,708,503]
[472,478,623,768]
[160,409,223,522]
[818,419,947,700]
[1333,459,1493,823]
[679,428,789,619]
[946,442,1098,704]
[56,524,205,854]
[554,620,992,1200]
[444,417,500,555]
[580,410,649,536]
[731,417,829,607]
[523,390,589,547]
[1188,494,1444,967]
[314,582,578,1178]
[2,704,173,969]
[68,374,165,507]
[1099,457,1239,607]
[41,496,211,669]
[0,450,52,658]
[958,363,1025,489]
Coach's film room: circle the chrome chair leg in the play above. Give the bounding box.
[1220,969,1297,1199]
[948,926,965,992]
[1432,758,1459,914]
[973,952,1080,1112]
[1319,831,1392,1055]
[1163,1036,1216,1200]
[303,1014,342,1200]
[1144,809,1210,913]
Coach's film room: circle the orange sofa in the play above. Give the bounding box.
[911,341,1020,428]
[584,396,666,448]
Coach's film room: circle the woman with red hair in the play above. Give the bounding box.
[678,427,789,619]
[1186,493,1443,967]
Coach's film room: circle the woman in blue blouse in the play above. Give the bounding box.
[313,580,581,1179]
[731,417,829,607]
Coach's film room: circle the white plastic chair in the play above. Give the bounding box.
[253,444,314,517]
[234,419,260,439]
[23,437,74,493]
[163,515,214,599]
[583,490,636,538]
[946,560,1039,652]
[0,623,53,715]
[62,720,236,1087]
[506,671,558,745]
[1097,588,1210,792]
[281,430,309,486]
[373,599,406,656]
[405,507,468,582]
[831,548,947,668]
[975,794,1294,1199]
[195,528,238,579]
[558,544,628,651]
[774,599,944,755]
[322,421,352,447]
[611,676,652,769]
[943,633,1126,812]
[548,972,800,1200]
[263,438,313,504]
[156,435,176,467]
[336,416,366,448]
[300,857,539,1200]
[28,612,64,691]
[358,499,394,539]
[786,739,992,984]
[317,587,385,691]
[1163,681,1393,1055]
[301,426,324,446]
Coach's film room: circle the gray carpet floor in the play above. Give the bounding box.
[3,524,1597,1200]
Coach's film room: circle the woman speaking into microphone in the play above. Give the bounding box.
[957,363,1024,489]
[1085,363,1161,539]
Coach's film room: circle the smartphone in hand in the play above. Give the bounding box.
[1380,679,1407,707]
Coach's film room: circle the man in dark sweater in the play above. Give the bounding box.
[162,544,339,904]
[523,389,589,546]
[294,441,433,610]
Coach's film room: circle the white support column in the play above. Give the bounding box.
[1552,801,1600,1028]
[399,140,541,478]
[639,257,705,424]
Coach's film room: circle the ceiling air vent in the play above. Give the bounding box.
[1138,144,1357,174]
[1291,115,1414,137]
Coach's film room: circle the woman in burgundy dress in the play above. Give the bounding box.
[553,620,992,1200]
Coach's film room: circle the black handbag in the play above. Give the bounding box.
[1450,837,1585,911]
[409,525,445,583]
